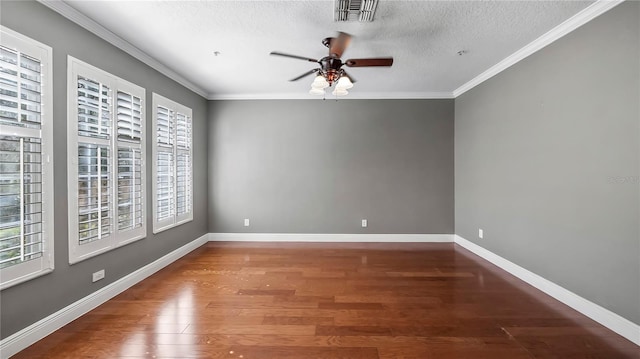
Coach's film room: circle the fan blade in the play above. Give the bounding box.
[329,32,352,58]
[289,68,319,81]
[270,51,318,63]
[342,71,356,83]
[345,57,394,67]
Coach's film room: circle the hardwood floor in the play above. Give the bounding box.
[14,242,640,358]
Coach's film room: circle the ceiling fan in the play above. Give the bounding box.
[270,32,393,95]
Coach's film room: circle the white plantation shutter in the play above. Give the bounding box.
[77,76,110,139]
[176,151,191,216]
[116,90,144,239]
[156,105,174,222]
[152,94,193,233]
[156,106,173,146]
[77,144,111,244]
[175,113,189,148]
[68,57,146,264]
[0,137,44,266]
[117,147,142,231]
[156,151,174,221]
[175,112,192,217]
[73,70,113,255]
[0,47,42,129]
[117,91,142,141]
[0,27,53,290]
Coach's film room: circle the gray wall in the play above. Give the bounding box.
[208,99,454,234]
[455,1,640,324]
[0,1,209,339]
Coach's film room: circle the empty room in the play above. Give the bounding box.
[0,0,638,358]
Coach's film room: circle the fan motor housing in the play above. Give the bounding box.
[319,56,344,84]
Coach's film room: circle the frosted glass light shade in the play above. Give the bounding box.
[336,76,353,89]
[332,88,349,96]
[311,75,329,89]
[309,87,325,95]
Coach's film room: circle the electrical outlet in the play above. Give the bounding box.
[479,229,484,239]
[361,219,368,228]
[92,269,105,283]
[244,218,250,227]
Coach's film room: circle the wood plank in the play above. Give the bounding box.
[318,302,386,310]
[182,324,317,335]
[316,325,393,336]
[225,346,380,359]
[262,315,335,325]
[237,289,296,296]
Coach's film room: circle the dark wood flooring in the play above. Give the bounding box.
[14,242,640,358]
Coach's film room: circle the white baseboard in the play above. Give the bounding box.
[208,233,454,243]
[0,233,209,359]
[454,235,640,346]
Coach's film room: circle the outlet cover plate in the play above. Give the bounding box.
[92,269,105,283]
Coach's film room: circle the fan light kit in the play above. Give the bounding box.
[309,74,353,96]
[270,32,393,97]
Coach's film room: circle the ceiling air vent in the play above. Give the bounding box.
[335,0,379,22]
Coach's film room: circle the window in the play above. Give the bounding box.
[0,26,54,290]
[67,57,146,264]
[152,93,192,233]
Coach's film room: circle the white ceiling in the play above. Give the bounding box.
[61,0,594,99]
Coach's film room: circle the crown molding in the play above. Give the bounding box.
[37,0,208,99]
[208,91,454,100]
[452,0,624,98]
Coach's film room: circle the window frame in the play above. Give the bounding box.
[151,93,193,234]
[0,26,54,290]
[67,56,146,264]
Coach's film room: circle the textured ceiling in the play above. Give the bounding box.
[63,0,593,99]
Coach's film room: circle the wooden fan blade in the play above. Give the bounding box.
[329,32,352,58]
[345,57,394,67]
[270,51,318,63]
[289,68,319,81]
